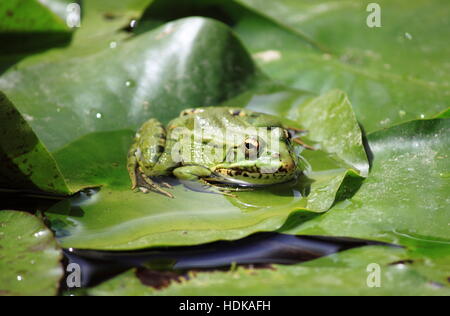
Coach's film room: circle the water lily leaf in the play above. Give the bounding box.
[280,119,450,243]
[45,88,367,250]
[0,0,68,32]
[0,0,72,56]
[0,17,259,153]
[235,0,450,133]
[85,246,450,296]
[0,92,69,195]
[0,210,63,296]
[127,0,450,133]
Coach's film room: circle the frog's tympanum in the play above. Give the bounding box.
[128,107,309,198]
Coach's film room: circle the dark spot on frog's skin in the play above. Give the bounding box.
[6,10,13,17]
[447,277,450,284]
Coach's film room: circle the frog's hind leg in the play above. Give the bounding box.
[173,166,237,198]
[183,178,237,198]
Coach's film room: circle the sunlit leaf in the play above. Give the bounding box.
[0,92,69,195]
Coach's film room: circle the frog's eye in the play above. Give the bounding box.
[244,138,261,159]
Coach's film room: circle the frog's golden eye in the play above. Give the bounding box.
[244,138,261,159]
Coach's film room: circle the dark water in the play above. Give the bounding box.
[64,233,395,288]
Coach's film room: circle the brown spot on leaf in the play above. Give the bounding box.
[135,268,184,290]
[103,12,121,20]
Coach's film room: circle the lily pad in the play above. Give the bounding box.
[0,17,259,153]
[236,0,450,132]
[0,0,72,55]
[0,0,68,33]
[45,88,367,250]
[280,119,450,243]
[0,210,63,296]
[85,246,450,296]
[125,0,450,132]
[0,92,69,195]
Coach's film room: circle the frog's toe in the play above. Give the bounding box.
[160,181,173,189]
[220,190,237,198]
[139,187,149,194]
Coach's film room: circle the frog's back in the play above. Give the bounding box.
[163,107,285,168]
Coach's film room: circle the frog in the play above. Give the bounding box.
[127,107,312,198]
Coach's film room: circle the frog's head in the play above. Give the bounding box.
[212,126,300,187]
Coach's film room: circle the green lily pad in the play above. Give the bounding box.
[0,210,63,296]
[280,119,450,243]
[0,0,68,32]
[0,17,259,153]
[44,87,367,250]
[236,0,450,132]
[85,246,450,296]
[0,92,69,195]
[125,0,450,133]
[0,0,72,56]
[0,3,368,251]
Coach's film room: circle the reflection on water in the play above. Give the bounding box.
[64,233,394,288]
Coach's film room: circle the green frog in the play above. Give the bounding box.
[127,107,310,198]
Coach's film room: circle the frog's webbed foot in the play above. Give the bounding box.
[139,170,174,199]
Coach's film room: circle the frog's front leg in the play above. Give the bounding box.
[128,119,174,198]
[127,142,140,190]
[173,166,236,198]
